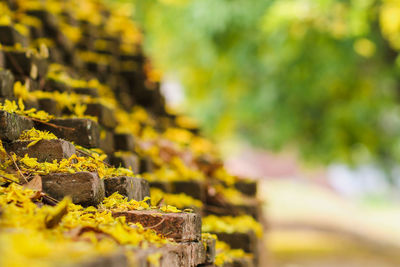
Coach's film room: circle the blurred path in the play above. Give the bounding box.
[225,148,400,267]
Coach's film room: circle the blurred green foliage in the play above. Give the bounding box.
[129,0,400,167]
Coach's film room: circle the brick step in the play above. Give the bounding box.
[0,25,29,47]
[204,198,262,220]
[5,138,76,162]
[104,176,149,201]
[132,241,212,267]
[149,180,205,201]
[114,133,136,152]
[234,179,257,197]
[99,129,114,154]
[0,110,34,141]
[84,103,117,129]
[3,50,48,80]
[112,210,201,242]
[107,152,140,173]
[34,118,100,148]
[42,171,105,206]
[0,69,15,98]
[212,231,260,266]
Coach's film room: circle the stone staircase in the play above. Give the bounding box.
[0,0,264,266]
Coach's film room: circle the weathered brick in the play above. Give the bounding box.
[4,50,48,79]
[44,79,71,93]
[0,50,4,68]
[234,179,257,197]
[78,252,128,267]
[6,139,75,162]
[35,118,100,148]
[0,25,28,46]
[104,176,149,201]
[114,133,135,151]
[99,130,114,154]
[85,103,117,129]
[202,236,216,264]
[73,87,99,97]
[139,156,154,173]
[0,69,14,98]
[176,241,207,266]
[38,98,61,116]
[112,210,201,242]
[213,231,257,254]
[41,171,105,206]
[149,181,172,193]
[172,180,205,201]
[108,153,139,173]
[0,111,34,141]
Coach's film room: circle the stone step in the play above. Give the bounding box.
[113,133,135,152]
[35,118,100,148]
[108,153,140,173]
[149,181,172,192]
[112,210,201,242]
[205,199,262,220]
[132,242,209,267]
[212,231,259,266]
[3,50,48,80]
[37,98,61,116]
[78,251,128,267]
[99,129,115,154]
[104,176,149,201]
[172,180,205,201]
[203,236,217,265]
[5,139,75,162]
[41,171,105,206]
[0,25,29,47]
[43,79,71,93]
[0,110,34,141]
[234,179,257,197]
[0,50,4,68]
[139,156,155,173]
[0,69,14,98]
[222,258,254,267]
[85,103,117,129]
[73,87,99,97]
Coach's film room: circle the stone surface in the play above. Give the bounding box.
[38,98,61,116]
[112,210,202,242]
[5,139,75,162]
[149,181,172,193]
[4,50,48,79]
[0,50,4,68]
[44,79,71,93]
[235,180,257,197]
[104,176,149,201]
[172,180,205,201]
[41,171,105,206]
[139,156,154,173]
[85,103,117,129]
[213,231,257,254]
[0,25,28,46]
[73,87,99,97]
[114,133,135,151]
[108,153,140,173]
[0,69,14,98]
[203,236,216,264]
[79,252,128,267]
[0,110,34,141]
[99,130,115,154]
[35,118,100,148]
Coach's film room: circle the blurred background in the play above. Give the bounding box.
[114,0,400,266]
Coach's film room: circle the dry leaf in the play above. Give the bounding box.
[23,175,42,191]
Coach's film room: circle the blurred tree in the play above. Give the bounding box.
[126,0,400,168]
